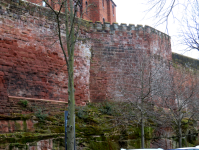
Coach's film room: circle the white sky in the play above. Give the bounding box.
[113,0,199,59]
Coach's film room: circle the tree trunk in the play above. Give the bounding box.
[178,121,182,148]
[67,57,75,150]
[141,114,145,148]
[66,0,76,149]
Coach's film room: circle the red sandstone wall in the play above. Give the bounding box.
[88,0,116,23]
[0,0,91,110]
[107,0,116,23]
[89,23,171,102]
[0,0,172,109]
[25,0,116,23]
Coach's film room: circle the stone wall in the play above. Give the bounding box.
[89,23,171,102]
[0,0,91,114]
[1,1,199,149]
[0,0,172,112]
[1,137,66,150]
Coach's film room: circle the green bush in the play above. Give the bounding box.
[99,102,115,115]
[77,107,89,119]
[34,108,48,121]
[18,100,28,107]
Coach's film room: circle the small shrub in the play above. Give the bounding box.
[77,107,89,119]
[35,108,48,121]
[54,113,64,122]
[99,101,115,115]
[18,100,28,107]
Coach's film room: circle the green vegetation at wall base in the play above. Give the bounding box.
[1,101,198,149]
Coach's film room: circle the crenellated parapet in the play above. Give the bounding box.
[89,21,170,39]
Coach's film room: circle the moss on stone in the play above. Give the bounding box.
[0,113,32,120]
[14,121,21,131]
[0,132,64,144]
[87,139,120,150]
[50,126,64,133]
[23,120,27,132]
[1,101,198,149]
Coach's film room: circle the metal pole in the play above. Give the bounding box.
[65,111,68,150]
[74,114,76,150]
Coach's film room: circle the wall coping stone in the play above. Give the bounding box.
[8,96,68,104]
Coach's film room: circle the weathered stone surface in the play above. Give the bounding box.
[0,0,91,113]
[0,119,34,133]
[0,0,174,113]
[89,26,171,102]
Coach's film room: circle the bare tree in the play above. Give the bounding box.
[146,0,199,52]
[179,1,199,52]
[116,52,168,148]
[35,0,93,149]
[146,0,194,26]
[159,65,199,148]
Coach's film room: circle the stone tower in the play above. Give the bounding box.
[26,0,116,24]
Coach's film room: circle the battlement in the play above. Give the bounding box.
[0,0,170,40]
[89,22,170,39]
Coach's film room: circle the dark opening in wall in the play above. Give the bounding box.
[112,4,114,16]
[80,0,83,15]
[86,1,88,14]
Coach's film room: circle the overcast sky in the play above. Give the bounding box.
[113,0,199,59]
